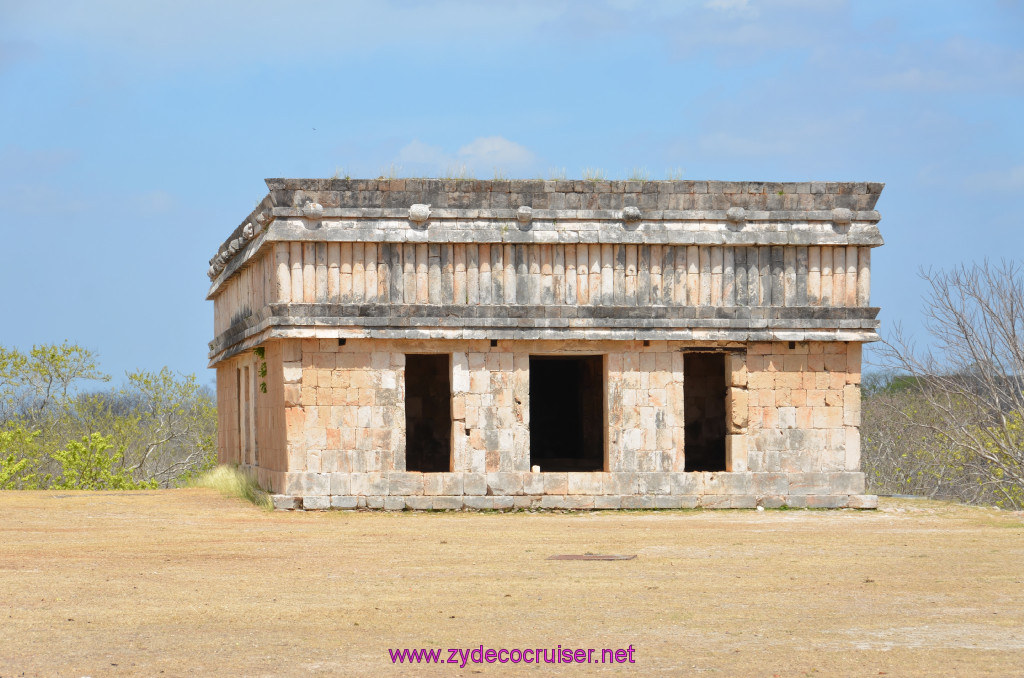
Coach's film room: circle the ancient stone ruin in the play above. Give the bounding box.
[208,179,883,510]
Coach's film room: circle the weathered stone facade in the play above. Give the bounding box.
[209,179,882,509]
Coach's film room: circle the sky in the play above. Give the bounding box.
[1,0,1021,386]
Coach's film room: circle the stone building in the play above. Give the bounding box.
[207,178,883,510]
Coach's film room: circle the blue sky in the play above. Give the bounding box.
[1,0,1021,385]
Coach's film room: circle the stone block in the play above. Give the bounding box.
[562,496,595,510]
[726,436,748,472]
[330,495,358,509]
[638,472,671,495]
[433,496,465,510]
[704,472,752,495]
[779,451,812,473]
[329,473,351,495]
[843,385,861,426]
[788,472,830,495]
[513,495,540,509]
[756,495,786,508]
[655,496,683,509]
[404,496,432,510]
[621,496,657,509]
[730,495,757,509]
[677,495,699,509]
[422,474,444,496]
[753,472,788,496]
[848,494,878,509]
[441,473,463,495]
[492,496,515,510]
[271,495,301,510]
[302,495,330,510]
[699,495,732,509]
[669,472,704,495]
[845,428,861,470]
[384,496,407,510]
[351,473,387,496]
[539,495,569,509]
[595,495,622,509]
[543,472,569,495]
[728,390,749,430]
[388,472,422,495]
[523,472,544,495]
[604,472,638,495]
[463,473,487,496]
[282,363,303,384]
[464,496,495,510]
[281,342,302,362]
[806,495,846,509]
[727,354,747,387]
[567,472,603,495]
[486,472,523,495]
[283,472,329,496]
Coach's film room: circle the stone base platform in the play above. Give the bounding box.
[272,493,878,510]
[267,470,877,511]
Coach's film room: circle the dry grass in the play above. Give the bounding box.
[188,465,272,510]
[1,492,1022,676]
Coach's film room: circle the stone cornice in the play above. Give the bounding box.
[208,303,880,362]
[207,178,885,286]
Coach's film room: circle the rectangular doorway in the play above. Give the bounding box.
[683,353,727,472]
[529,355,604,472]
[404,354,452,472]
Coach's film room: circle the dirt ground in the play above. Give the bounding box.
[1,491,1022,677]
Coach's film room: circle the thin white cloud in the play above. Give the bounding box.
[396,140,447,167]
[704,0,757,19]
[2,0,570,68]
[965,165,1024,194]
[457,137,535,171]
[696,131,790,157]
[134,190,175,214]
[395,136,537,177]
[693,110,867,161]
[860,37,1024,93]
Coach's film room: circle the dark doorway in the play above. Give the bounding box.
[405,354,451,472]
[684,353,727,471]
[529,355,604,472]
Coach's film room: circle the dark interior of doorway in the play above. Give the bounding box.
[529,355,604,472]
[684,352,727,472]
[405,354,451,473]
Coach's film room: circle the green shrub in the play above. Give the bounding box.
[0,425,43,489]
[50,433,157,490]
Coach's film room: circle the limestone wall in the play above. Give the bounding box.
[252,338,870,510]
[215,342,287,489]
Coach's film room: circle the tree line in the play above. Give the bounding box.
[0,342,216,490]
[1,260,1021,508]
[862,260,1024,509]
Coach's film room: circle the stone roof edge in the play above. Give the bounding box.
[206,179,884,284]
[266,177,885,197]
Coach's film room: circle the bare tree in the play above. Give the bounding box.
[872,260,1024,508]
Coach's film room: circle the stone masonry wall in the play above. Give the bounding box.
[254,338,870,510]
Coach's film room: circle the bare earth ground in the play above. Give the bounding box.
[1,492,1023,677]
